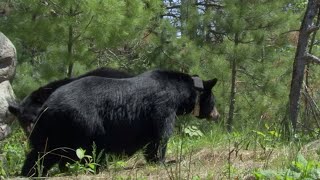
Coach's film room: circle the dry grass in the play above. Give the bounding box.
[8,139,320,180]
[6,148,293,179]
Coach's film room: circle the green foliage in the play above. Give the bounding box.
[255,153,320,179]
[0,125,26,177]
[67,148,98,175]
[176,116,205,138]
[1,0,320,178]
[1,0,161,79]
[109,160,127,170]
[67,143,103,175]
[183,125,204,138]
[252,123,281,151]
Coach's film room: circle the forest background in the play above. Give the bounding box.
[1,0,320,179]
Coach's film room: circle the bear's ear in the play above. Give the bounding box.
[8,102,21,116]
[203,78,218,90]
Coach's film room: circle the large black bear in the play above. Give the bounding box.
[21,69,219,177]
[8,68,132,136]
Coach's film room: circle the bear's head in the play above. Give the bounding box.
[8,96,42,136]
[192,77,219,121]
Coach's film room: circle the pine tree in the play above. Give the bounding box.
[214,0,290,131]
[0,0,161,97]
[289,0,320,131]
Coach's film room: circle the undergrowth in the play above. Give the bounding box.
[0,123,26,178]
[255,153,320,179]
[1,118,320,179]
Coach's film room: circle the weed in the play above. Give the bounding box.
[255,153,320,179]
[67,144,102,175]
[0,125,26,177]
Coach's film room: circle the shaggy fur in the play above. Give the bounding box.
[21,69,218,177]
[8,68,132,135]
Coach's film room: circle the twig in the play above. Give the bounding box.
[73,15,94,42]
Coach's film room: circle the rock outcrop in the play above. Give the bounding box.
[0,32,17,140]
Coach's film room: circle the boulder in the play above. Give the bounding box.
[0,81,15,140]
[0,32,16,140]
[0,32,16,82]
[0,123,11,141]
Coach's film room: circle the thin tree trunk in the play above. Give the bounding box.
[289,0,320,130]
[67,6,74,78]
[227,33,239,132]
[67,25,73,78]
[304,7,320,128]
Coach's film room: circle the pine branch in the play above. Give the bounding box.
[280,29,300,35]
[305,53,320,64]
[47,0,68,15]
[73,15,94,42]
[161,13,178,18]
[165,2,223,10]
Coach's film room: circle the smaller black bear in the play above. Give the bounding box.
[8,67,132,136]
[21,69,219,177]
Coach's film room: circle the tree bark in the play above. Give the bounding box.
[67,6,74,78]
[227,32,239,132]
[67,24,73,78]
[289,0,320,130]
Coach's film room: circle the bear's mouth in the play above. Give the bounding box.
[209,107,220,121]
[26,123,34,134]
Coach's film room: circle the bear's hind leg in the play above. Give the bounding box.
[144,140,168,164]
[21,149,60,177]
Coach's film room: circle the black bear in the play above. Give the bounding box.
[8,67,132,136]
[21,69,219,177]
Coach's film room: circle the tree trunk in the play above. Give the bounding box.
[289,0,320,130]
[227,33,239,132]
[67,25,73,78]
[304,8,320,128]
[67,6,74,78]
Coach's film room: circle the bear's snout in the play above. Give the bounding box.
[210,107,220,121]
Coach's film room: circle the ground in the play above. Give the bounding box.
[8,139,320,180]
[3,123,320,180]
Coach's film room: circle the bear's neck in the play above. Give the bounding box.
[175,88,198,116]
[191,91,201,116]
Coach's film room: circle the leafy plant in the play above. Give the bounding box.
[251,123,282,153]
[0,126,26,177]
[67,145,102,175]
[183,125,204,138]
[111,160,127,170]
[255,153,320,179]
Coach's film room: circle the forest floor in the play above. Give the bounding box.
[9,139,320,180]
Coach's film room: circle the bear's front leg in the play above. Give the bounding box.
[21,149,38,177]
[144,112,175,163]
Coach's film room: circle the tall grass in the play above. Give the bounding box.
[1,119,319,179]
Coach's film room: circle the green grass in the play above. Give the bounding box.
[1,120,320,179]
[0,122,26,178]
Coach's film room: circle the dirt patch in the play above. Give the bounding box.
[10,144,315,180]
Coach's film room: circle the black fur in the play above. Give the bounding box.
[8,68,132,135]
[21,69,218,177]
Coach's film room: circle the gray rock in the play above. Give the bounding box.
[0,80,16,124]
[0,123,11,141]
[0,32,17,141]
[0,81,15,140]
[0,32,16,82]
